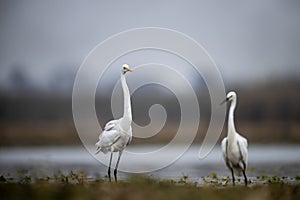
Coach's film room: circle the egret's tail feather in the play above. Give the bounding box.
[95,146,101,155]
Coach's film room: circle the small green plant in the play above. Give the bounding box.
[178,175,188,184]
[60,173,69,184]
[210,173,218,179]
[51,170,88,184]
[68,170,87,184]
[202,173,224,186]
[260,174,269,181]
[53,171,69,184]
[20,175,31,184]
[16,169,31,184]
[268,175,282,184]
[221,176,230,185]
[0,175,6,182]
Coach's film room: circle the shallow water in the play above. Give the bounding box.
[0,145,299,181]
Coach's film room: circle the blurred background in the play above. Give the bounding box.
[0,0,300,147]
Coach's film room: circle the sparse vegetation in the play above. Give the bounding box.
[0,172,299,200]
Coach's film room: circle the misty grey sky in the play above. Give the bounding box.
[0,0,300,91]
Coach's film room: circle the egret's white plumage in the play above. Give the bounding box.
[95,64,133,182]
[221,91,248,186]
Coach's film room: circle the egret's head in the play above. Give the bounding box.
[226,91,237,102]
[220,91,237,105]
[122,64,133,74]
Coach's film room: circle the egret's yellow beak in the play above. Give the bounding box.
[122,64,133,72]
[125,66,133,72]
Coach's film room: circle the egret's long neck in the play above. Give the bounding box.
[228,98,237,141]
[121,73,132,123]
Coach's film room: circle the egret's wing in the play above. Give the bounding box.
[221,137,234,168]
[95,119,121,154]
[97,119,119,140]
[103,119,118,131]
[95,129,121,154]
[221,137,228,159]
[237,135,248,168]
[126,127,133,145]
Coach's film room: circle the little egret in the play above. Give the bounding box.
[95,64,133,182]
[221,91,248,186]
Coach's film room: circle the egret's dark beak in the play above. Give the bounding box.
[220,97,229,105]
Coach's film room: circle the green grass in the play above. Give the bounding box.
[0,174,299,200]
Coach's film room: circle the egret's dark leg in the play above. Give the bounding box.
[230,168,235,186]
[114,151,123,182]
[242,169,248,186]
[108,151,113,182]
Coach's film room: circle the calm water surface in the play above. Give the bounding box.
[0,145,299,180]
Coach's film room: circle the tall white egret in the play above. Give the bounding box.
[221,91,248,186]
[95,64,133,182]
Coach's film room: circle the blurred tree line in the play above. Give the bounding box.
[0,78,299,146]
[1,80,299,122]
